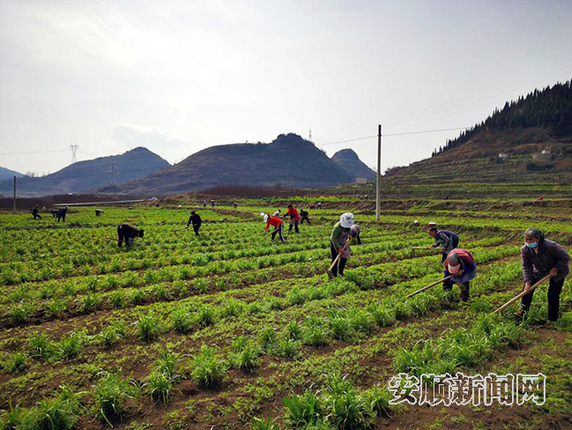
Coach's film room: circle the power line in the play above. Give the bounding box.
[0,149,70,155]
[316,126,469,147]
[312,64,572,140]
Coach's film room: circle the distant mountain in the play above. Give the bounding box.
[0,147,170,197]
[332,149,376,181]
[0,167,22,181]
[384,80,572,186]
[98,134,368,195]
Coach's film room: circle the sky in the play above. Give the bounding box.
[1,0,571,176]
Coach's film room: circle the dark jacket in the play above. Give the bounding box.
[187,213,201,228]
[117,224,142,239]
[521,239,570,283]
[433,230,459,252]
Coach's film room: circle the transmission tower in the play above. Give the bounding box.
[70,144,79,164]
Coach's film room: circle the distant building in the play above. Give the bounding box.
[532,149,551,162]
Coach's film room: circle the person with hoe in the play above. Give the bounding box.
[56,206,68,223]
[428,227,459,262]
[186,211,202,236]
[443,249,476,302]
[328,213,356,278]
[117,224,144,248]
[515,227,570,324]
[286,204,300,233]
[32,205,41,220]
[261,212,285,242]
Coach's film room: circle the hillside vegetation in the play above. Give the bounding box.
[100,134,373,195]
[385,80,572,188]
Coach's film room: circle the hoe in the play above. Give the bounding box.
[492,274,551,314]
[327,241,350,280]
[406,275,454,298]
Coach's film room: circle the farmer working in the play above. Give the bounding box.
[56,206,68,223]
[286,204,300,233]
[300,209,311,225]
[443,248,476,302]
[516,228,570,323]
[32,205,41,220]
[330,213,356,277]
[117,224,144,248]
[261,212,285,242]
[186,211,202,236]
[428,227,459,262]
[350,223,361,245]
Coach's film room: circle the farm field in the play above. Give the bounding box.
[1,202,571,429]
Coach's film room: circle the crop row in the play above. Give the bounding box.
[0,241,514,329]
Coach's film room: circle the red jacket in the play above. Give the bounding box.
[444,248,475,269]
[265,216,283,231]
[286,206,300,222]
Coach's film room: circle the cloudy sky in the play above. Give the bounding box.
[1,0,571,175]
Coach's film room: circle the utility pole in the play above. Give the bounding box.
[376,124,382,222]
[13,176,16,214]
[70,144,79,164]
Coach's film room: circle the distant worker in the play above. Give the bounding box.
[261,212,285,242]
[186,211,202,236]
[56,206,68,223]
[51,209,58,218]
[233,201,238,209]
[95,209,103,217]
[317,202,322,209]
[516,228,570,324]
[330,213,356,277]
[202,200,207,208]
[443,248,476,302]
[300,209,311,225]
[273,209,281,217]
[428,227,459,262]
[286,204,300,233]
[117,224,144,248]
[350,223,361,245]
[32,205,41,220]
[211,199,215,208]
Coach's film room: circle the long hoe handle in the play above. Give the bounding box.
[406,275,454,299]
[327,241,350,279]
[492,275,551,314]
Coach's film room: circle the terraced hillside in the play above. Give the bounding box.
[0,202,571,429]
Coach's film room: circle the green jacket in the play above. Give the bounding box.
[330,222,354,249]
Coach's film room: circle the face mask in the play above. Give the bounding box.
[525,242,537,248]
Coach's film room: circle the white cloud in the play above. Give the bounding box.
[111,122,188,163]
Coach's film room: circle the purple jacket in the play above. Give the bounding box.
[521,239,570,283]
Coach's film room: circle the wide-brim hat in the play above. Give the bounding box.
[340,212,355,228]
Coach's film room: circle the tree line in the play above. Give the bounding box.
[433,79,572,156]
